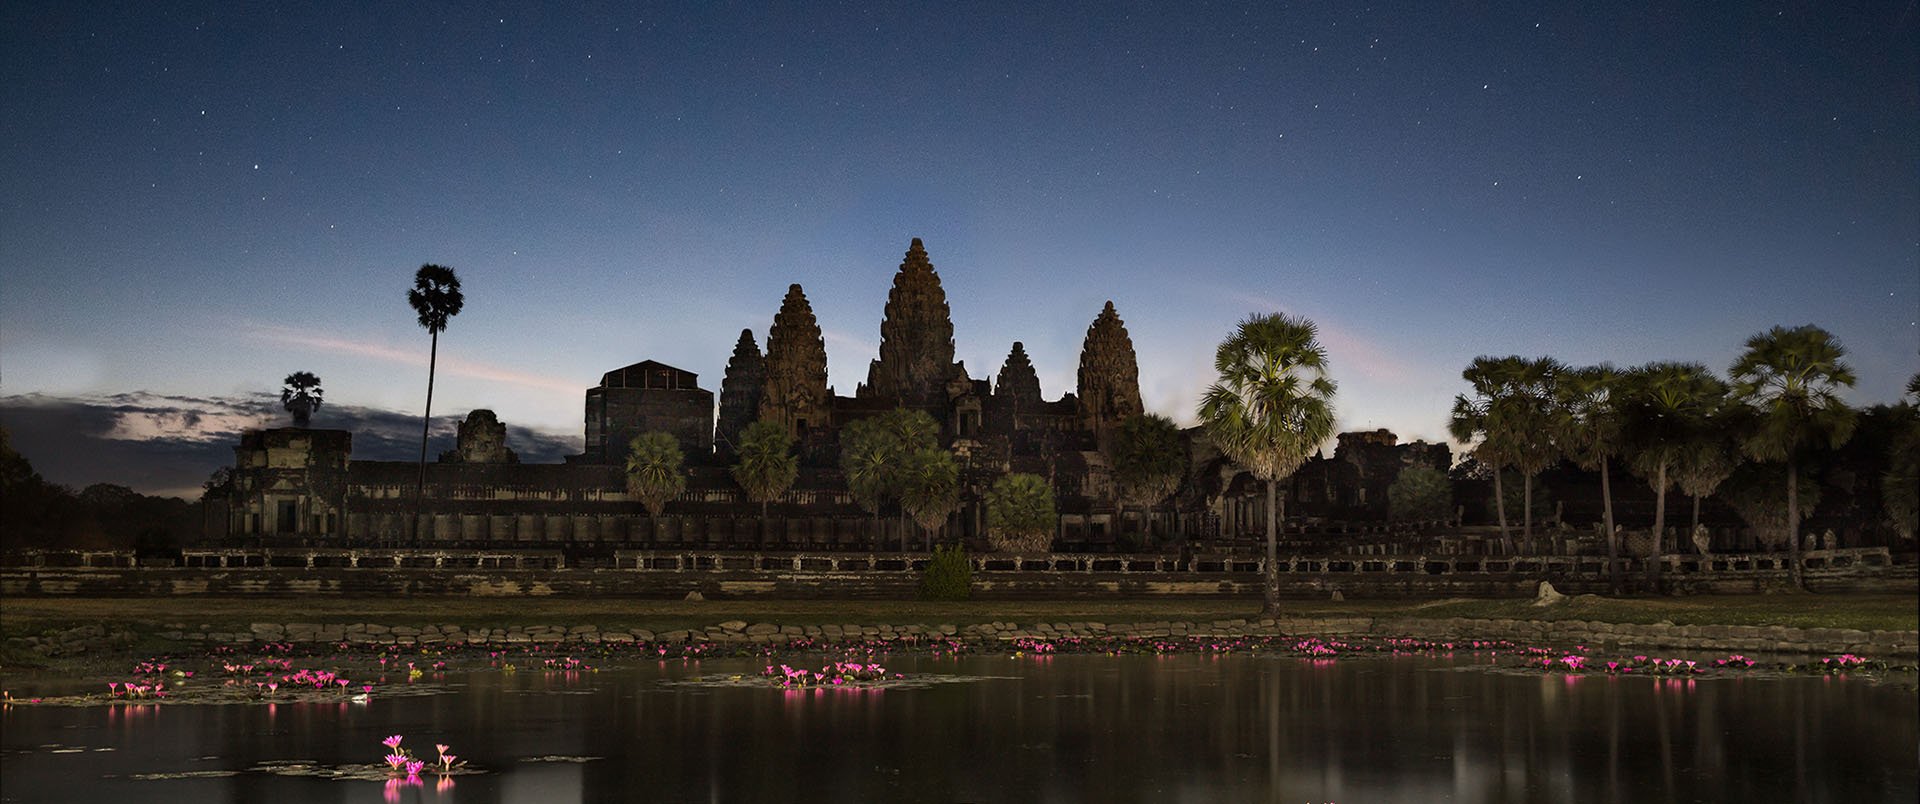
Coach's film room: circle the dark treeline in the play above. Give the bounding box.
[0,427,209,553]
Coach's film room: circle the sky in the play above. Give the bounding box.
[2,1,1916,498]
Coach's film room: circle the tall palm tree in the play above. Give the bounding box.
[1621,362,1729,590]
[626,432,687,543]
[1451,356,1559,552]
[898,447,959,551]
[1110,413,1185,547]
[408,263,463,543]
[1729,325,1856,589]
[731,419,798,547]
[1554,364,1624,591]
[280,371,323,428]
[1198,313,1337,615]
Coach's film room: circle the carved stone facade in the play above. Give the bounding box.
[1075,301,1144,440]
[715,329,764,457]
[759,284,830,439]
[861,238,955,405]
[228,428,351,537]
[442,409,518,464]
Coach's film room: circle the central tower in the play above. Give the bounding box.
[861,238,955,405]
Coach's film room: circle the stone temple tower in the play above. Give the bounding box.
[715,329,764,456]
[759,284,829,438]
[994,341,1043,409]
[1076,301,1144,437]
[862,238,955,405]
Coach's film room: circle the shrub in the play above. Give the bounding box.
[918,544,971,601]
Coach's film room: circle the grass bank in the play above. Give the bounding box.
[4,593,1915,636]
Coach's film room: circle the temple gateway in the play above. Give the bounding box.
[223,239,1446,550]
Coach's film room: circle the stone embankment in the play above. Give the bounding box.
[9,617,1916,661]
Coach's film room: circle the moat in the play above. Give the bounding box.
[4,650,1915,803]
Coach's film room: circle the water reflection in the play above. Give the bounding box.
[3,653,1915,802]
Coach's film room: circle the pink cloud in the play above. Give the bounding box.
[244,324,580,395]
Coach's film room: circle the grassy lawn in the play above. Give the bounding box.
[4,593,1914,636]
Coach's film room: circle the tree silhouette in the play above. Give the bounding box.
[1450,356,1559,551]
[407,263,463,543]
[626,432,687,542]
[280,371,323,427]
[1198,313,1336,615]
[1729,325,1856,588]
[898,447,959,550]
[731,419,798,547]
[1110,413,1184,547]
[837,408,940,550]
[985,473,1057,553]
[1622,362,1729,589]
[1554,364,1624,589]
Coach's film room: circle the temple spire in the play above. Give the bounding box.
[759,284,829,438]
[1077,300,1143,437]
[716,328,765,456]
[862,237,955,403]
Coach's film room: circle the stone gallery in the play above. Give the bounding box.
[223,240,1445,548]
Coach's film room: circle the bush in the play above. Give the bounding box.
[918,544,971,601]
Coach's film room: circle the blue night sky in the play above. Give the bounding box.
[2,2,1915,496]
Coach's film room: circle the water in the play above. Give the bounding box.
[4,652,1916,803]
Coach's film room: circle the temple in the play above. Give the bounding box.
[221,238,1448,549]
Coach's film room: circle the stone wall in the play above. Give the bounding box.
[3,547,1910,599]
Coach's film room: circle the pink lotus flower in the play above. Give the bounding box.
[383,734,405,749]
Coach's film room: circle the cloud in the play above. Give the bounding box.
[243,323,581,395]
[1,392,582,499]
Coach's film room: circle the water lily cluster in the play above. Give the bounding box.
[379,734,461,779]
[761,661,897,687]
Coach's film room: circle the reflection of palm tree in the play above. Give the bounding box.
[731,420,797,547]
[1730,325,1856,588]
[626,432,687,542]
[1622,362,1728,590]
[280,371,323,428]
[1554,365,1622,589]
[407,263,463,543]
[1198,313,1336,615]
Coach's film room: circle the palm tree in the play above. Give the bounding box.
[837,408,940,551]
[1553,364,1624,590]
[1674,407,1743,534]
[1451,356,1559,552]
[731,420,798,547]
[985,472,1058,553]
[1621,362,1729,590]
[1198,313,1337,615]
[407,263,463,543]
[898,447,959,551]
[1729,325,1857,588]
[626,432,687,542]
[280,371,323,428]
[1109,413,1185,547]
